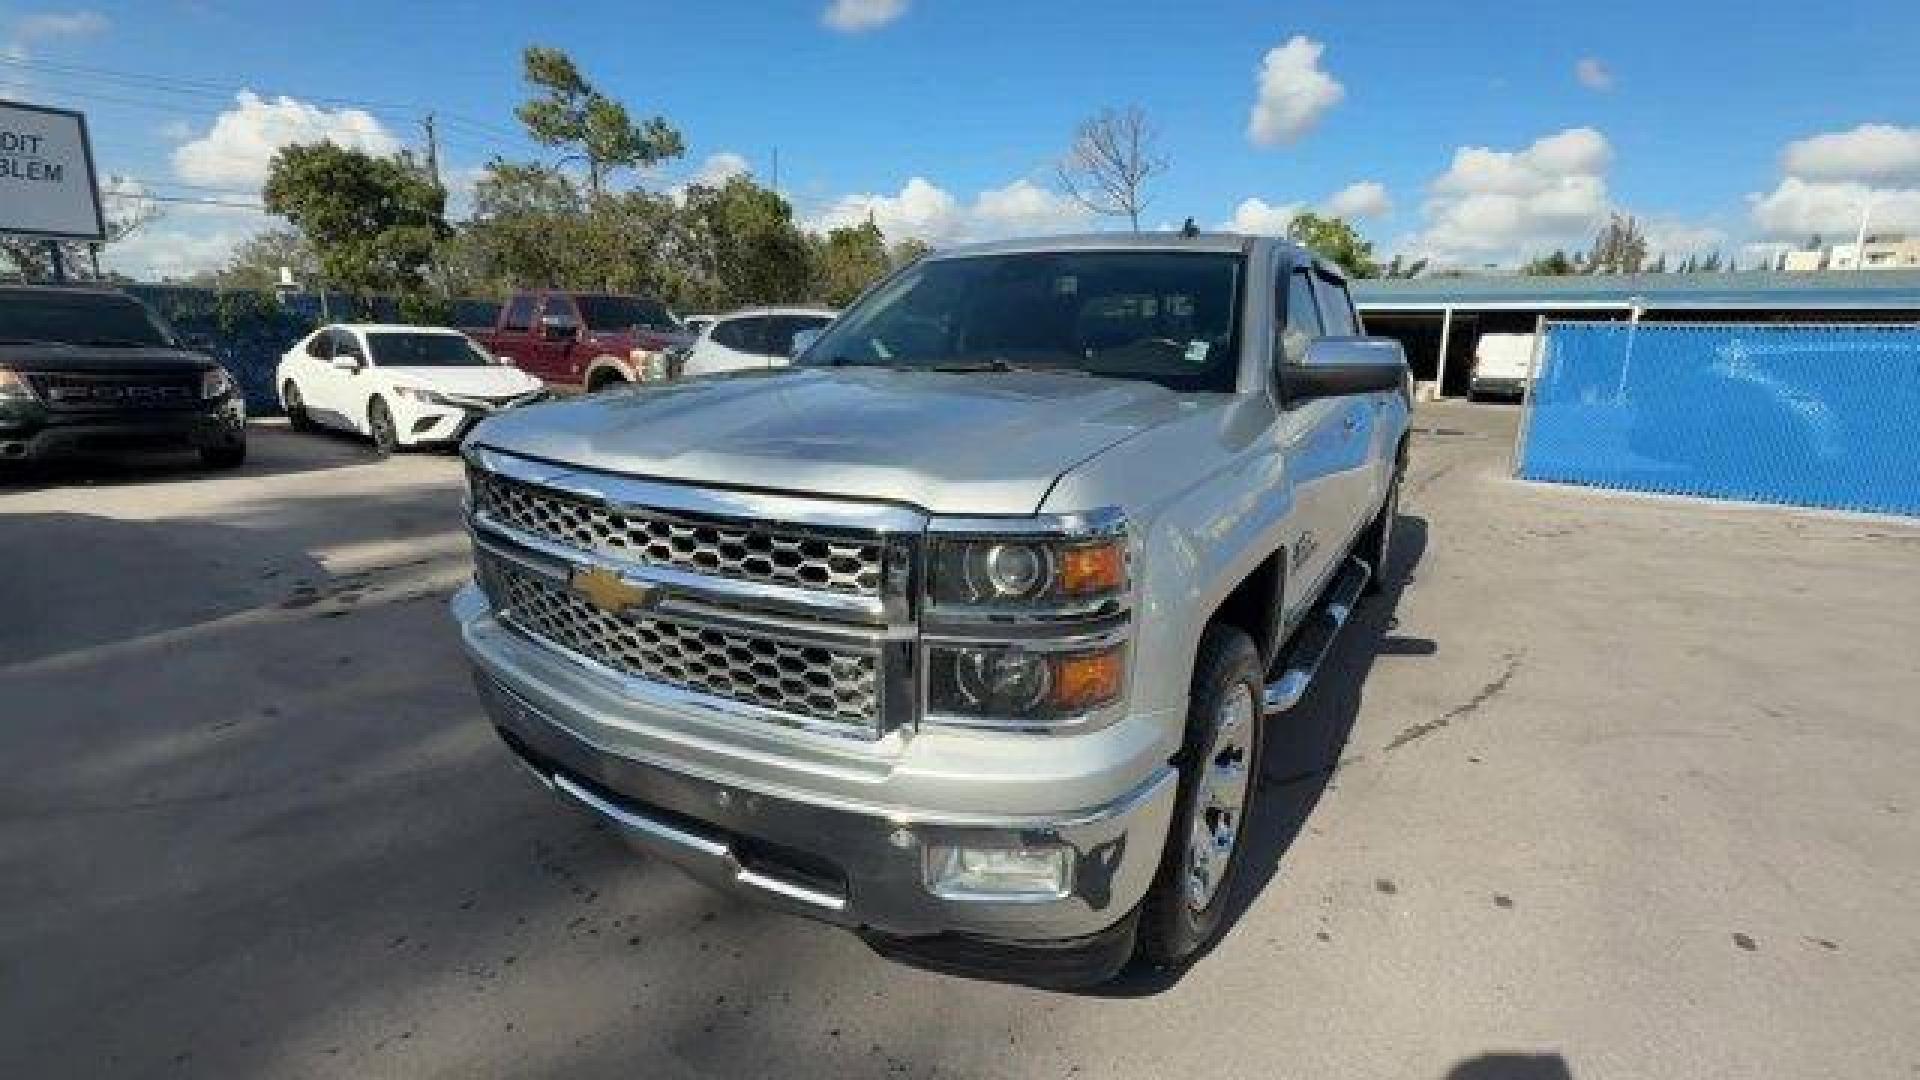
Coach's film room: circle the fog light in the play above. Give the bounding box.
[925,844,1073,900]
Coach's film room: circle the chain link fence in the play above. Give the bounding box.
[1515,321,1920,516]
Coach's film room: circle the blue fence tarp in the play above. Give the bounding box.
[1517,322,1920,517]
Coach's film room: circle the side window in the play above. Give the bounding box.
[331,328,365,362]
[305,328,333,359]
[1279,268,1322,365]
[759,316,822,357]
[540,294,579,328]
[501,294,536,332]
[714,317,764,353]
[1313,272,1358,337]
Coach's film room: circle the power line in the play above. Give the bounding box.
[101,191,268,211]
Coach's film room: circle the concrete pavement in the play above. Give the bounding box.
[2,407,1915,1079]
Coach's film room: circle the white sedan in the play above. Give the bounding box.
[679,306,836,378]
[276,324,546,454]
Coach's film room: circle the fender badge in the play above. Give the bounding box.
[570,565,657,615]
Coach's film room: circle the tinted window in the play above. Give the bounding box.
[1314,272,1358,336]
[540,294,578,327]
[502,294,536,332]
[331,328,365,360]
[711,317,761,352]
[304,329,333,358]
[803,251,1243,394]
[761,315,831,357]
[576,294,675,332]
[1279,268,1322,365]
[0,289,175,347]
[369,332,489,367]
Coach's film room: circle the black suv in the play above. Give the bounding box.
[0,285,247,468]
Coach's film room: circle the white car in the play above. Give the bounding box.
[679,306,836,378]
[276,324,546,453]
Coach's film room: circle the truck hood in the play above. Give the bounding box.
[0,343,216,373]
[471,367,1215,514]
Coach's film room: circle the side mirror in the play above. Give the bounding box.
[1281,337,1408,406]
[790,326,824,359]
[539,315,578,342]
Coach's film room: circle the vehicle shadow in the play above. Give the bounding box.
[0,422,381,492]
[1094,512,1432,995]
[1445,1053,1574,1079]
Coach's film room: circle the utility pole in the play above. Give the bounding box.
[771,146,779,197]
[45,240,66,284]
[422,113,442,191]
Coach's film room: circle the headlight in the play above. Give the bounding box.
[392,385,452,406]
[199,367,235,399]
[928,535,1127,609]
[0,367,37,401]
[927,641,1126,728]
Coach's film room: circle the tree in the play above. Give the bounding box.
[812,220,892,306]
[1056,105,1168,231]
[678,176,812,308]
[1648,253,1668,274]
[890,237,932,267]
[1698,250,1724,272]
[196,229,318,290]
[1584,213,1648,275]
[1286,212,1380,278]
[460,159,589,291]
[263,142,447,299]
[1381,253,1428,279]
[516,45,683,197]
[1521,250,1577,276]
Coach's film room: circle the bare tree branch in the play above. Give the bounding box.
[1056,105,1168,232]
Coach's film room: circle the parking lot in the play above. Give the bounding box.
[3,402,1916,1079]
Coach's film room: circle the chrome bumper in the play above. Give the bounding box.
[466,653,1177,943]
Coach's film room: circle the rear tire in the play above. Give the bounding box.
[1138,623,1265,969]
[588,369,626,393]
[1358,468,1400,597]
[368,397,400,457]
[283,381,314,432]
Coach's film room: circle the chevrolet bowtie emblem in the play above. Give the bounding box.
[570,565,658,615]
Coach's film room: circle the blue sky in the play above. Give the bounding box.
[4,0,1918,277]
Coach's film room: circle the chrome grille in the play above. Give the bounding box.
[471,470,884,597]
[479,554,880,730]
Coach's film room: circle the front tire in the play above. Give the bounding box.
[587,369,627,393]
[368,397,400,457]
[200,441,246,469]
[283,381,314,432]
[1138,623,1265,969]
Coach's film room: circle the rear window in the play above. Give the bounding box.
[0,290,176,348]
[368,332,490,367]
[576,294,676,333]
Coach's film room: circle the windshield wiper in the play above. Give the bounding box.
[928,358,1090,375]
[81,337,161,348]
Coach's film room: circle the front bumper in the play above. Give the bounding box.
[456,586,1178,945]
[394,393,545,446]
[0,397,245,460]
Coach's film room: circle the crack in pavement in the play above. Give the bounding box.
[1386,651,1523,752]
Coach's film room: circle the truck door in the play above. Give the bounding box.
[535,293,584,384]
[1273,262,1349,613]
[491,294,539,374]
[1309,267,1388,549]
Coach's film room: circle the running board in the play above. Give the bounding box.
[1262,556,1371,716]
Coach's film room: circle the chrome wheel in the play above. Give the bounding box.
[1184,682,1255,912]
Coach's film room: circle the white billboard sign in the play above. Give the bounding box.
[1,99,106,241]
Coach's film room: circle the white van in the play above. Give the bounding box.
[1470,333,1535,400]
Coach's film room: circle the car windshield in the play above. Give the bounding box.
[576,294,676,333]
[0,290,176,348]
[800,250,1243,393]
[368,332,490,367]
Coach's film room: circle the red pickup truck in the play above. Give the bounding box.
[469,290,689,392]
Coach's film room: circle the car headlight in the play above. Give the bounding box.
[392,385,452,406]
[199,367,235,399]
[928,535,1127,610]
[0,366,37,401]
[926,641,1126,728]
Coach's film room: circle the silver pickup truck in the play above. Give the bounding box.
[450,232,1410,986]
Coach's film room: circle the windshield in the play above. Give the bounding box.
[0,290,177,348]
[576,294,676,333]
[368,332,491,368]
[801,251,1243,393]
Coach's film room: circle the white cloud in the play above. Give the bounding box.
[171,91,400,188]
[689,151,751,188]
[822,0,907,33]
[1574,57,1614,92]
[15,10,109,40]
[1247,35,1344,147]
[809,176,1091,245]
[1641,219,1727,260]
[1409,127,1614,261]
[1749,124,1920,240]
[1780,124,1920,187]
[98,177,270,281]
[1327,180,1392,219]
[1226,197,1305,235]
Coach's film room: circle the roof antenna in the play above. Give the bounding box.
[1180,217,1199,238]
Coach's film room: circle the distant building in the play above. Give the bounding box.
[1781,249,1826,273]
[1830,235,1920,270]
